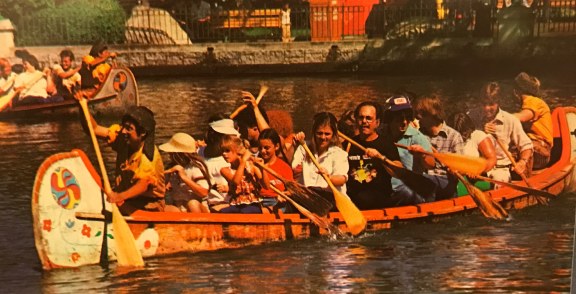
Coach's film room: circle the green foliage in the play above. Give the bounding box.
[14,0,126,46]
[0,0,55,22]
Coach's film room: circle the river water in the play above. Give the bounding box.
[1,72,574,292]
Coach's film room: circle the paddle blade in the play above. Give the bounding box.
[285,181,333,216]
[433,153,487,176]
[332,190,367,236]
[111,205,144,267]
[460,177,508,220]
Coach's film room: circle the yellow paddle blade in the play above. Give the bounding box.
[433,153,487,176]
[112,204,144,267]
[333,190,367,236]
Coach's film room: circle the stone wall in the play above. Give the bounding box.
[10,36,576,77]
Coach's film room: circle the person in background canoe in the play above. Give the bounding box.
[448,112,497,195]
[257,128,293,212]
[467,82,533,183]
[413,95,464,200]
[511,72,553,171]
[220,135,270,213]
[199,115,240,212]
[344,101,402,209]
[52,49,81,100]
[292,112,349,205]
[12,51,59,105]
[79,41,116,97]
[84,105,166,215]
[160,133,211,213]
[0,58,16,96]
[383,95,436,203]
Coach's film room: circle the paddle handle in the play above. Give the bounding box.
[475,175,554,198]
[297,139,340,192]
[493,137,533,187]
[229,85,268,119]
[79,98,112,193]
[253,160,287,184]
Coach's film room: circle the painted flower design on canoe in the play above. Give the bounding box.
[43,219,52,232]
[81,224,91,238]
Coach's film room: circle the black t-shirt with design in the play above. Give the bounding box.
[346,132,400,209]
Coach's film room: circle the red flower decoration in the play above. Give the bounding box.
[71,252,80,263]
[81,224,91,238]
[144,240,151,249]
[43,219,52,232]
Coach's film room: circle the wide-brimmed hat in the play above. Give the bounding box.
[209,119,240,136]
[385,95,412,112]
[122,106,156,160]
[159,133,197,153]
[514,72,540,96]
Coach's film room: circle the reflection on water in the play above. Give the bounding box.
[1,73,574,292]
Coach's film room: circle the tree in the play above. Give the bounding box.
[0,0,55,21]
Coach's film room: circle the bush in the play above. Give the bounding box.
[15,0,126,46]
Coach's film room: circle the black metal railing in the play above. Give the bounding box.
[12,1,576,46]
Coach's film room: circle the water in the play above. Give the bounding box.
[1,73,574,292]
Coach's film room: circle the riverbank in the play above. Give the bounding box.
[13,36,576,77]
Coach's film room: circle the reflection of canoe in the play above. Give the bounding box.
[0,66,138,119]
[32,107,576,270]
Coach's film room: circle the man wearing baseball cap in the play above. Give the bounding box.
[383,94,436,204]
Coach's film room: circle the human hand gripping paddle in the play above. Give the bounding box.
[337,131,437,198]
[77,94,144,267]
[230,85,268,119]
[493,136,548,205]
[252,160,333,216]
[296,138,366,236]
[396,143,508,220]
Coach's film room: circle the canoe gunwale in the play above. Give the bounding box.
[31,106,576,270]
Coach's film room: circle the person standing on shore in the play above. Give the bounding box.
[281,3,291,43]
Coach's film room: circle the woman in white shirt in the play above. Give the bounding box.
[449,112,496,173]
[292,112,349,197]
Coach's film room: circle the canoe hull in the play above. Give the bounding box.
[0,66,138,119]
[32,107,576,270]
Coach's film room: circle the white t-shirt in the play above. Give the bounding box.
[291,145,349,194]
[204,156,231,205]
[462,130,489,158]
[281,9,291,25]
[14,71,48,98]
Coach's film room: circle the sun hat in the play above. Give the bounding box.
[159,133,197,153]
[209,119,240,136]
[514,72,540,96]
[385,95,412,112]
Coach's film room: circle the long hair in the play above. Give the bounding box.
[259,128,288,163]
[309,112,340,158]
[220,135,248,156]
[448,112,474,141]
[171,152,212,189]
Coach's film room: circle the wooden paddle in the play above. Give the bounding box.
[395,143,487,177]
[337,131,436,197]
[268,184,335,232]
[493,137,548,205]
[297,139,366,236]
[78,96,144,267]
[452,171,509,220]
[230,85,268,119]
[253,160,333,216]
[475,175,555,199]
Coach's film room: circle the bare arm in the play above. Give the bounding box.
[106,178,151,203]
[478,137,497,172]
[241,90,270,131]
[514,109,535,123]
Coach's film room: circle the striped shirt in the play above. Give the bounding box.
[425,122,464,176]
